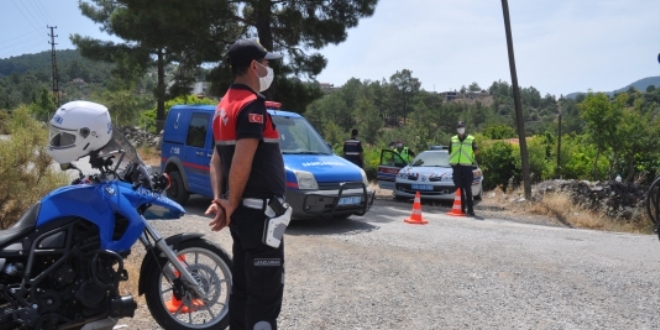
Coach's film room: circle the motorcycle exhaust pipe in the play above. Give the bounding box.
[110,294,138,319]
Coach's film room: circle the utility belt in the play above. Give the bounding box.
[241,196,291,249]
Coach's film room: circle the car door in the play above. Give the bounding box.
[183,111,212,196]
[377,149,408,190]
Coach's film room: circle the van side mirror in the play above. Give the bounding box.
[326,142,332,149]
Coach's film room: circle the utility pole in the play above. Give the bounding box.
[556,105,562,179]
[48,26,60,107]
[500,0,531,199]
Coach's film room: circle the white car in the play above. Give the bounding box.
[377,147,484,201]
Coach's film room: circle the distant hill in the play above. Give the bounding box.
[0,49,94,77]
[567,76,660,99]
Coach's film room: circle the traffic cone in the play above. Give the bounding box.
[405,191,428,225]
[166,254,204,313]
[447,188,466,217]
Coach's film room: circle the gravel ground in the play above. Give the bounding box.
[116,194,660,330]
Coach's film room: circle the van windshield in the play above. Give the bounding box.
[271,115,332,155]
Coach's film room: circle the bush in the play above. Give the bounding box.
[0,110,10,134]
[0,106,69,229]
[476,140,517,191]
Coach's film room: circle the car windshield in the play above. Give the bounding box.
[410,151,451,167]
[271,115,332,155]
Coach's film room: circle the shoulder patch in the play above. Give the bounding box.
[249,113,264,124]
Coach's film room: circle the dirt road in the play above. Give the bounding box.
[120,195,660,329]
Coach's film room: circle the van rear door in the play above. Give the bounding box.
[182,111,213,196]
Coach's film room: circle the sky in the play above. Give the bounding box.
[1,0,659,97]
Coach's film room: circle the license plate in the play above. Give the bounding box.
[338,196,362,206]
[411,184,433,191]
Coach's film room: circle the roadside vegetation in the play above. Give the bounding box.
[482,185,652,234]
[0,106,69,229]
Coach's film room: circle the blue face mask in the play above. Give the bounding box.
[457,128,465,135]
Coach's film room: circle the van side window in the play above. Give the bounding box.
[186,113,210,148]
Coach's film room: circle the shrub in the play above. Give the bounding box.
[476,140,517,191]
[0,106,69,229]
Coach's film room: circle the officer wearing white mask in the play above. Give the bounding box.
[206,37,287,330]
[448,121,478,216]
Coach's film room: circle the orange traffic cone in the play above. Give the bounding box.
[447,188,466,217]
[166,254,204,313]
[405,191,428,225]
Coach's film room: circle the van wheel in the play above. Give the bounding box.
[166,170,189,205]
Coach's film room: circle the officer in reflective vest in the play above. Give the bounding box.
[395,139,415,163]
[343,129,364,168]
[449,121,478,216]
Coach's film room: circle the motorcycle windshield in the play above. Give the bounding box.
[96,125,145,174]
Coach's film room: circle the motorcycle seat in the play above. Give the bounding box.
[0,202,40,248]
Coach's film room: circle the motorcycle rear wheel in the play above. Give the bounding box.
[144,239,232,330]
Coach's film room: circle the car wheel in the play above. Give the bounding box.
[166,170,190,205]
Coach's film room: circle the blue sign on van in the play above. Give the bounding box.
[160,103,375,220]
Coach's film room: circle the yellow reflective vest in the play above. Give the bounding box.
[399,147,411,162]
[449,135,475,166]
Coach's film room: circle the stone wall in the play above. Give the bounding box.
[117,126,161,149]
[533,180,648,221]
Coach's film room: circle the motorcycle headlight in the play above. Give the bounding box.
[293,170,318,190]
[359,168,369,187]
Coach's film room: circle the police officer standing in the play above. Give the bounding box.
[449,121,478,217]
[343,129,364,168]
[395,139,415,162]
[205,38,286,329]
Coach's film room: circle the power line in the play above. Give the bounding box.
[17,0,46,32]
[0,39,48,53]
[9,0,46,40]
[0,44,48,59]
[26,0,51,26]
[33,0,55,26]
[0,29,43,46]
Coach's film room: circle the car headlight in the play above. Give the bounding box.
[293,170,318,190]
[359,168,369,187]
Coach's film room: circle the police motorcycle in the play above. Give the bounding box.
[0,101,231,330]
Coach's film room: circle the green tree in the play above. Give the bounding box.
[389,69,421,125]
[578,92,622,180]
[355,97,382,145]
[482,124,516,139]
[29,88,56,122]
[207,0,378,111]
[73,0,238,131]
[468,82,481,93]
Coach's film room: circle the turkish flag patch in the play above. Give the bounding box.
[249,113,264,124]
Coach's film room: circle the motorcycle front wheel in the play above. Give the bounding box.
[143,239,232,330]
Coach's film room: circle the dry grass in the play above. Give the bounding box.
[119,247,146,305]
[138,146,162,167]
[0,106,70,228]
[485,186,653,234]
